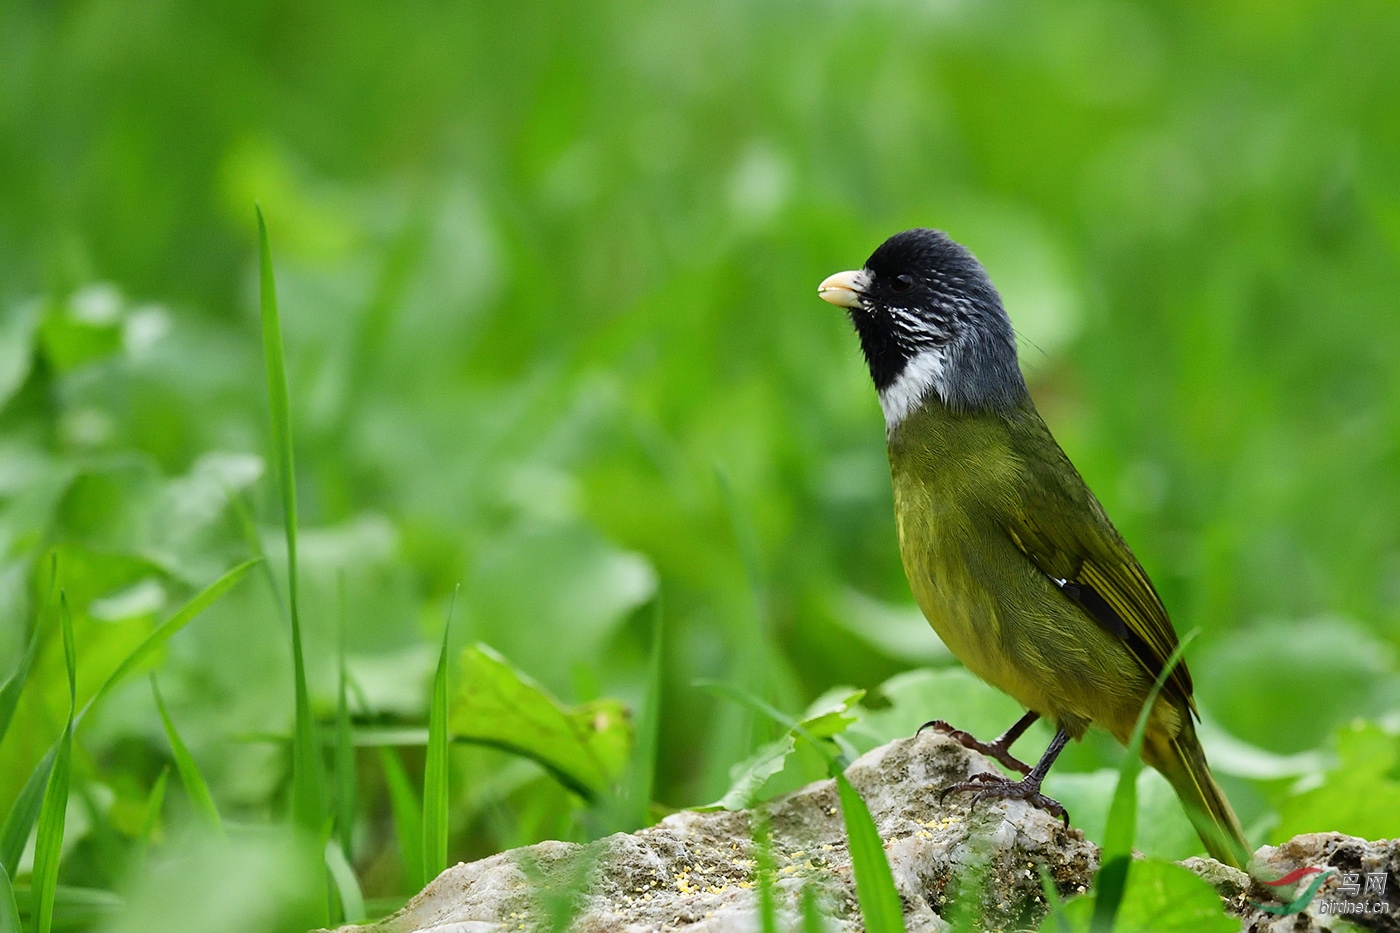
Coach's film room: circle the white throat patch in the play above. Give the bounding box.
[878,348,947,432]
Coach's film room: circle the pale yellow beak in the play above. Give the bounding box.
[817,269,869,309]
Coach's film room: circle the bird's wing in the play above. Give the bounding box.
[1000,410,1197,715]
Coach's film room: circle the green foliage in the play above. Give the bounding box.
[324,839,366,925]
[2,1,1400,926]
[800,884,827,933]
[135,767,170,862]
[1091,633,1197,932]
[0,863,18,933]
[257,208,323,838]
[76,559,259,724]
[0,751,56,880]
[448,644,632,801]
[32,595,76,933]
[333,577,356,863]
[377,748,423,892]
[701,687,864,811]
[421,590,457,887]
[1274,721,1400,841]
[1049,861,1236,933]
[834,772,905,933]
[150,676,224,839]
[848,668,1026,753]
[617,598,664,832]
[0,615,42,749]
[704,680,905,931]
[752,812,779,933]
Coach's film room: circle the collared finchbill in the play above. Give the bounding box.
[817,269,869,309]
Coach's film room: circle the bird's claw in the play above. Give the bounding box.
[917,719,1034,776]
[939,774,1071,828]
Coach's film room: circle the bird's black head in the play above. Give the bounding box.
[818,228,1027,426]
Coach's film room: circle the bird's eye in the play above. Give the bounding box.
[892,274,914,293]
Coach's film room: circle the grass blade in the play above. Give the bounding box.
[0,563,251,875]
[134,766,170,863]
[0,862,18,933]
[834,771,905,933]
[421,586,458,888]
[0,586,46,746]
[150,676,223,838]
[77,559,259,725]
[257,205,323,835]
[325,838,366,923]
[696,680,829,760]
[703,680,903,932]
[1037,865,1071,933]
[335,575,356,861]
[515,845,596,933]
[13,556,241,878]
[0,561,58,875]
[33,593,77,933]
[753,811,778,933]
[378,747,423,890]
[1090,630,1199,933]
[0,747,56,876]
[801,883,827,933]
[621,596,664,831]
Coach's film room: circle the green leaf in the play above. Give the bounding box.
[421,588,458,888]
[0,300,41,412]
[0,612,43,749]
[378,747,423,890]
[32,593,77,933]
[257,206,323,835]
[135,766,170,861]
[39,291,123,373]
[697,684,864,810]
[150,676,223,838]
[1274,720,1400,841]
[1052,861,1235,933]
[1042,768,1200,862]
[834,771,904,933]
[324,838,365,923]
[618,597,664,831]
[752,811,778,933]
[0,563,250,877]
[0,862,20,933]
[1091,631,1197,933]
[704,735,797,812]
[76,559,259,725]
[848,667,1026,753]
[0,747,57,876]
[12,886,124,931]
[334,577,356,862]
[448,644,631,801]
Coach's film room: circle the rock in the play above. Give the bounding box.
[1184,833,1399,933]
[332,732,1098,932]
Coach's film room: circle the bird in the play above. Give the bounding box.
[817,228,1252,869]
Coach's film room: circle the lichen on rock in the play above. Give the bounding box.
[332,732,1098,932]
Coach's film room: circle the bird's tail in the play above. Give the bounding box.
[1144,721,1252,870]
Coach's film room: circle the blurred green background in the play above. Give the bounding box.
[3,0,1400,929]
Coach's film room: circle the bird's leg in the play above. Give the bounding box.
[938,727,1072,827]
[918,710,1039,776]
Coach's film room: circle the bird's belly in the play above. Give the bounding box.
[903,559,1055,713]
[896,520,1147,736]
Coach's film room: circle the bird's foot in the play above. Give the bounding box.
[917,720,1033,776]
[938,773,1070,828]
